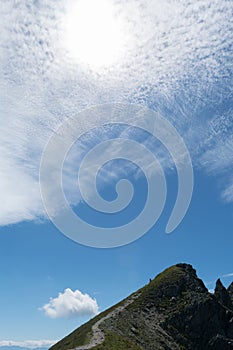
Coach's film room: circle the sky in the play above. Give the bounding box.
[0,0,233,348]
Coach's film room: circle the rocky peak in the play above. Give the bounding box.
[214,278,232,309]
[50,264,233,350]
[144,263,207,300]
[228,282,233,302]
[175,263,207,290]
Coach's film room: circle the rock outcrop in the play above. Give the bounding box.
[214,278,232,310]
[50,264,233,350]
[228,282,233,305]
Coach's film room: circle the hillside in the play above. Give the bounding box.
[50,264,233,350]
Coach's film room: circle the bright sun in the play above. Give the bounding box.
[63,0,125,69]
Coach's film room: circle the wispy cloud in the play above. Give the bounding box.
[205,272,233,288]
[0,340,56,349]
[40,288,99,319]
[221,272,233,278]
[0,0,232,226]
[222,180,233,203]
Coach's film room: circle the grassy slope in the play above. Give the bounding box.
[50,265,194,350]
[126,265,185,310]
[93,330,142,350]
[50,292,138,350]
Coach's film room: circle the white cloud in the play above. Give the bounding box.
[0,0,232,226]
[222,272,233,278]
[0,339,56,349]
[222,180,233,203]
[40,288,99,319]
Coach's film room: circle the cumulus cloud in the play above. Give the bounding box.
[40,288,99,319]
[0,0,232,226]
[0,340,56,349]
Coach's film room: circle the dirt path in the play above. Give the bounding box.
[72,293,140,350]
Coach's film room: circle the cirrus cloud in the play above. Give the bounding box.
[0,0,232,226]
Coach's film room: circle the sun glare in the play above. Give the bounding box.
[63,0,125,69]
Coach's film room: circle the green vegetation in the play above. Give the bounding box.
[144,265,185,292]
[50,293,137,350]
[50,264,233,350]
[127,265,185,310]
[49,320,93,349]
[51,265,187,350]
[93,330,142,350]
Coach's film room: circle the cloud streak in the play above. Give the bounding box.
[205,272,233,288]
[221,273,233,278]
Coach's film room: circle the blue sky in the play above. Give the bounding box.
[0,0,233,348]
[0,169,233,344]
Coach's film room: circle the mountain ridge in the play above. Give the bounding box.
[50,263,233,350]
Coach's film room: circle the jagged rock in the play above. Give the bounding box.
[208,334,233,350]
[215,278,231,309]
[50,263,233,350]
[228,282,233,304]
